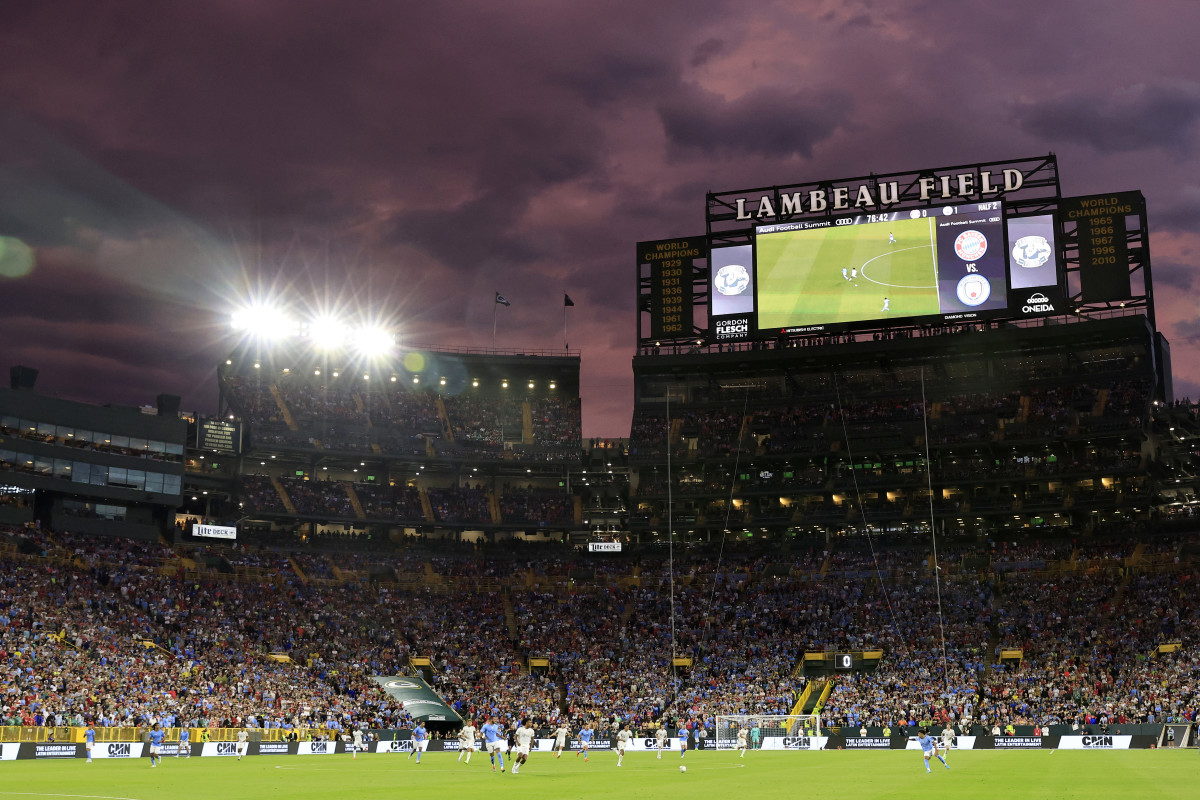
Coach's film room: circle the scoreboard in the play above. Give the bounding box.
[197,418,242,455]
[636,155,1154,348]
[638,237,702,340]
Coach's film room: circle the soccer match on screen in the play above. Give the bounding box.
[0,3,1198,800]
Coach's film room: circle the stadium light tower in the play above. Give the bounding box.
[307,316,349,351]
[352,326,396,358]
[230,303,295,342]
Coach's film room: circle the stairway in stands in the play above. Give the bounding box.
[343,481,366,519]
[270,476,298,515]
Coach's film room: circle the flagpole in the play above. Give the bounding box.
[562,299,568,350]
[493,301,498,351]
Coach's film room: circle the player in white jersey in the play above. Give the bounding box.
[552,723,570,758]
[351,727,364,759]
[881,296,890,312]
[511,719,535,774]
[851,266,858,282]
[235,728,249,760]
[458,719,477,764]
[889,231,896,245]
[615,725,633,767]
[940,725,955,754]
[736,725,749,757]
[655,726,667,759]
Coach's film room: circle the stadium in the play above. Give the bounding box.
[1,155,1199,799]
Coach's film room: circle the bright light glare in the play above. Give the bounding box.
[231,305,294,340]
[308,316,348,350]
[352,326,395,357]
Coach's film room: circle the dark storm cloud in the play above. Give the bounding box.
[1013,82,1200,154]
[691,38,726,68]
[658,84,853,160]
[2,1,1200,434]
[1152,257,1195,291]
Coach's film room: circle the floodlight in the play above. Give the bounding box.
[231,304,294,341]
[352,326,395,357]
[308,316,348,351]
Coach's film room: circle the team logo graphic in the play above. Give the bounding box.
[383,680,420,689]
[714,264,750,295]
[954,230,988,261]
[956,274,991,306]
[1012,235,1052,268]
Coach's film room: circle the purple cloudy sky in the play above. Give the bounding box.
[1,0,1199,436]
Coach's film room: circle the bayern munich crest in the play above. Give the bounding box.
[714,264,751,295]
[956,274,991,306]
[954,230,988,261]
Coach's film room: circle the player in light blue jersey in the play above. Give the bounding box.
[409,722,427,764]
[148,724,165,767]
[480,716,506,773]
[85,723,95,763]
[911,729,949,773]
[177,727,190,758]
[576,725,593,762]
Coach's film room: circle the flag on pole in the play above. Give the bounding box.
[495,292,510,306]
[564,294,575,307]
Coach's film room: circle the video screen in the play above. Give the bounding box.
[756,203,1008,331]
[1007,214,1059,290]
[710,244,755,316]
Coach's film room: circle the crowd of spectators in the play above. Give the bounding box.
[3,523,1198,737]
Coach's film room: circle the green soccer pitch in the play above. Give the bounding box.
[756,216,941,329]
[3,749,1195,800]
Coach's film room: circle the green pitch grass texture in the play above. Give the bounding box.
[757,216,940,329]
[4,750,1196,800]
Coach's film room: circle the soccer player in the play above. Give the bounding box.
[889,231,896,244]
[85,722,95,763]
[351,726,364,759]
[940,725,955,755]
[235,728,249,761]
[911,729,949,773]
[148,723,165,767]
[851,267,858,282]
[881,297,890,312]
[409,721,427,763]
[512,718,535,774]
[678,724,689,758]
[655,726,667,759]
[577,724,594,762]
[458,718,478,763]
[177,726,190,758]
[552,722,570,758]
[481,716,506,772]
[736,724,749,757]
[842,267,850,281]
[615,724,632,767]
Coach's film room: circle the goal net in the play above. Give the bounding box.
[714,714,823,751]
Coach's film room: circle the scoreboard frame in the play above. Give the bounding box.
[636,155,1156,349]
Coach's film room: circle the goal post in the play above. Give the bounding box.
[714,715,822,751]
